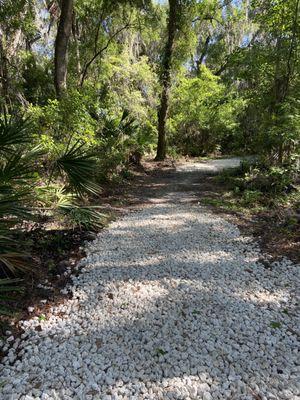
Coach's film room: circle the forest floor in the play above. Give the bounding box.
[0,158,299,399]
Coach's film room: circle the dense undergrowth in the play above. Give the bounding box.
[202,160,300,239]
[0,109,147,317]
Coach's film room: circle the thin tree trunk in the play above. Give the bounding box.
[196,35,210,74]
[272,0,299,165]
[155,0,177,161]
[282,0,299,101]
[72,14,81,78]
[0,33,10,113]
[54,0,73,97]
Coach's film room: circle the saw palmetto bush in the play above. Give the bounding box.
[0,114,103,313]
[0,116,38,276]
[95,110,145,182]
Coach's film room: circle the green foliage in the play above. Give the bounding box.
[0,116,33,151]
[0,114,102,282]
[96,110,155,181]
[156,348,168,356]
[229,0,300,164]
[224,161,298,195]
[215,159,299,213]
[60,206,105,231]
[0,232,32,276]
[0,116,38,276]
[241,190,262,205]
[1,0,299,166]
[35,185,75,210]
[169,66,245,156]
[0,278,23,315]
[270,321,281,329]
[54,141,100,196]
[256,101,300,165]
[28,90,98,147]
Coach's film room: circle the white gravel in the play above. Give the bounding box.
[0,161,299,400]
[176,157,244,172]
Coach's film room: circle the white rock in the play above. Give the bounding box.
[0,160,298,399]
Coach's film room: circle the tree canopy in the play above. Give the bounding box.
[0,0,298,163]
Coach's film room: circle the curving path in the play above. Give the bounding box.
[0,158,299,400]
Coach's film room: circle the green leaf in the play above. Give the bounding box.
[54,140,101,196]
[270,321,281,329]
[156,348,168,356]
[0,116,33,153]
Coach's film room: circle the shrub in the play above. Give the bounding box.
[0,113,102,283]
[242,190,262,205]
[168,66,245,156]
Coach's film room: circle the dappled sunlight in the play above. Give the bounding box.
[13,263,297,399]
[1,163,298,399]
[111,217,188,231]
[232,287,291,307]
[1,0,298,395]
[176,158,243,173]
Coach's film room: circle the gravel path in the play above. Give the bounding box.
[176,157,244,172]
[1,159,299,400]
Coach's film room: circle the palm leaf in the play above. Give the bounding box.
[0,232,33,275]
[0,146,44,186]
[35,185,75,209]
[0,116,32,153]
[0,191,34,221]
[0,278,23,315]
[59,204,106,230]
[54,141,101,196]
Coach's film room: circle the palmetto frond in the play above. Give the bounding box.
[102,110,138,139]
[59,205,105,231]
[0,146,44,186]
[0,191,33,222]
[0,116,33,154]
[54,140,101,196]
[0,231,32,275]
[0,278,23,315]
[35,185,75,209]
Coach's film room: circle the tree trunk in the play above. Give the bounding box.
[72,14,81,79]
[0,33,10,113]
[54,0,74,97]
[155,0,177,161]
[196,35,210,74]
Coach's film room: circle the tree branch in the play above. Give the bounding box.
[79,22,131,87]
[215,29,260,76]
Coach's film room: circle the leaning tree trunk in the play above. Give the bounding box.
[54,0,74,97]
[155,0,177,161]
